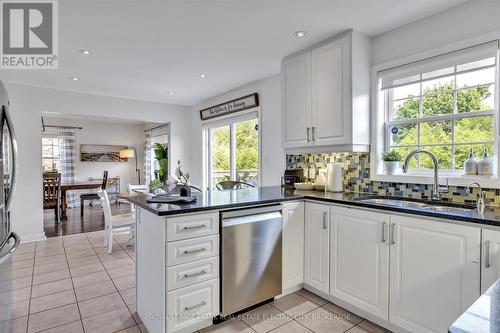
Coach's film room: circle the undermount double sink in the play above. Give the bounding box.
[358,198,474,214]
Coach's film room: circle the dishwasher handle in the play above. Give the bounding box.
[222,211,282,228]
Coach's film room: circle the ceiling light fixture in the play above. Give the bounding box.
[167,91,175,95]
[199,74,206,78]
[294,31,307,38]
[79,49,92,55]
[70,76,79,81]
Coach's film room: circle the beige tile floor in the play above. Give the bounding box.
[0,230,392,333]
[0,229,141,333]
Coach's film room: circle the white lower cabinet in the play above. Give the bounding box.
[389,215,480,333]
[481,228,500,293]
[282,202,305,291]
[304,202,330,293]
[330,206,389,320]
[166,279,219,333]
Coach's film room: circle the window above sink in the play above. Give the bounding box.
[371,39,500,188]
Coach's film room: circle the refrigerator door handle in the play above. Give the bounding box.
[3,105,18,212]
[0,231,20,265]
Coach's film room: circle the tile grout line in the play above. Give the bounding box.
[24,241,37,333]
[87,232,139,330]
[63,236,87,333]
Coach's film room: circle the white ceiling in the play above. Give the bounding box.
[1,0,466,106]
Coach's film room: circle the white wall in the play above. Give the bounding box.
[190,74,283,188]
[5,83,192,241]
[372,0,500,65]
[43,116,145,191]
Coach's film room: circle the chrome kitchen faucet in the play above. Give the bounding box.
[402,149,449,201]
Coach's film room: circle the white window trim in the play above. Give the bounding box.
[371,32,500,188]
[202,107,262,191]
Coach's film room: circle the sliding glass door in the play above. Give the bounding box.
[206,115,259,190]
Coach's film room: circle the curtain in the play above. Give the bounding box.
[58,129,78,207]
[144,132,151,185]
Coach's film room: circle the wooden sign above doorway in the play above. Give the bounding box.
[199,93,259,120]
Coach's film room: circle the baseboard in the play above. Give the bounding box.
[20,233,46,243]
[303,284,409,333]
[278,283,304,298]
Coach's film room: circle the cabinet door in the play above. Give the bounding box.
[282,202,305,291]
[281,52,311,148]
[330,207,389,320]
[481,229,500,293]
[389,215,480,333]
[304,202,330,293]
[311,35,351,146]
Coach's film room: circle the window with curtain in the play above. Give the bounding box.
[204,113,259,190]
[42,136,60,172]
[378,41,499,172]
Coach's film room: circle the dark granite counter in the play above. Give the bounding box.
[449,278,500,333]
[117,186,500,226]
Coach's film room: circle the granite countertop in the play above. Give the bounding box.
[117,186,500,226]
[449,278,500,332]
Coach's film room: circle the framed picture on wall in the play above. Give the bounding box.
[80,144,128,162]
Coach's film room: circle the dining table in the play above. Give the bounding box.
[60,181,102,219]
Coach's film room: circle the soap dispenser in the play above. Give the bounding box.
[478,147,494,176]
[464,148,478,175]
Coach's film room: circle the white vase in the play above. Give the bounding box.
[384,161,400,175]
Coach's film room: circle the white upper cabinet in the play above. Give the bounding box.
[281,30,371,152]
[282,53,311,148]
[389,215,480,333]
[311,36,350,146]
[481,229,500,293]
[330,206,389,320]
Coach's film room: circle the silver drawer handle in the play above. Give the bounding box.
[381,222,386,243]
[184,301,207,311]
[390,224,396,245]
[184,270,207,278]
[183,224,207,230]
[322,212,327,229]
[184,247,207,254]
[485,240,491,269]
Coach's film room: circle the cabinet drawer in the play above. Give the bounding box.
[166,212,219,242]
[167,257,219,291]
[166,278,219,332]
[166,235,219,267]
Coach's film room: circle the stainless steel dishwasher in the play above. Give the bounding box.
[221,205,282,316]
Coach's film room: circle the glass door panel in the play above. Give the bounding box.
[210,125,230,190]
[235,118,259,186]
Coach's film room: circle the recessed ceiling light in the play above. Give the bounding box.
[199,74,206,78]
[167,91,175,95]
[294,31,307,38]
[79,49,92,55]
[70,76,79,81]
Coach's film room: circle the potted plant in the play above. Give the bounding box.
[166,160,192,196]
[148,179,162,193]
[381,150,402,175]
[153,143,168,184]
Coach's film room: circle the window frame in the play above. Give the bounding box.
[371,37,500,188]
[42,135,61,172]
[202,107,262,191]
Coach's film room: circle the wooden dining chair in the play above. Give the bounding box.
[98,189,135,254]
[43,172,61,223]
[80,170,108,217]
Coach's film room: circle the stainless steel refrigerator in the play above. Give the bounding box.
[0,80,19,265]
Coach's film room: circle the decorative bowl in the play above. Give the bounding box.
[294,182,315,190]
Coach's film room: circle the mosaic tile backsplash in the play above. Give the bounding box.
[286,152,500,207]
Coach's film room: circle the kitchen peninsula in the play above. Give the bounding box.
[121,186,500,333]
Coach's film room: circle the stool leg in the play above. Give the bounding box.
[80,198,84,217]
